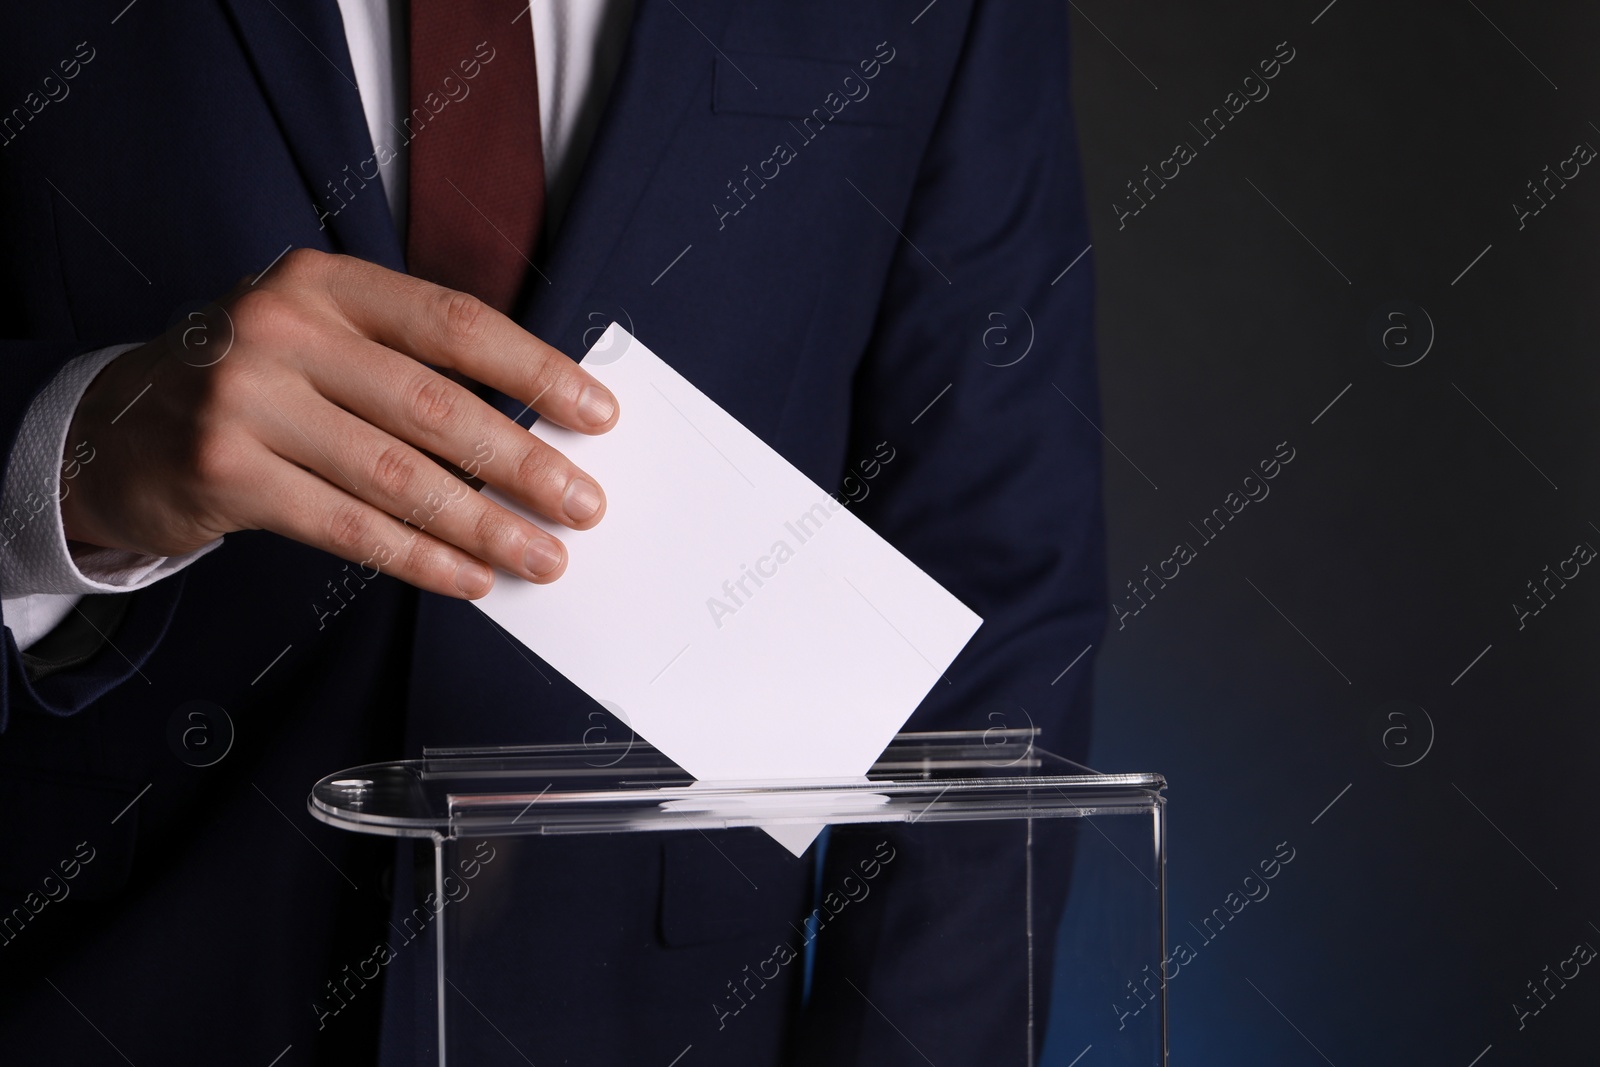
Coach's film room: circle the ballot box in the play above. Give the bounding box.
[310,729,1167,1066]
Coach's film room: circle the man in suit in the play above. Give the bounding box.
[0,1,1104,1063]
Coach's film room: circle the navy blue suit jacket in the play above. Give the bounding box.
[0,1,1103,1063]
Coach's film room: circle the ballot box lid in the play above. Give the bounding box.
[308,729,1165,839]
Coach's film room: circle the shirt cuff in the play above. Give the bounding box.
[0,344,223,605]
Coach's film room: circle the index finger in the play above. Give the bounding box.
[318,255,619,434]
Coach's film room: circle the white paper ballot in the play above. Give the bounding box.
[475,325,982,854]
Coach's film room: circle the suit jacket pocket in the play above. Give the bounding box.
[658,831,810,948]
[713,50,900,128]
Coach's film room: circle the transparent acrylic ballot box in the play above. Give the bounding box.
[310,729,1167,1066]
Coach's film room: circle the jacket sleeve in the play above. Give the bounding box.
[0,343,187,732]
[798,1,1105,1061]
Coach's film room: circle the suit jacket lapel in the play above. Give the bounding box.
[512,0,735,368]
[221,0,728,376]
[218,0,406,270]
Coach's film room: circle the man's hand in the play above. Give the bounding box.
[61,249,617,599]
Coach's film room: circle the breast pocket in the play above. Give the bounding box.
[713,50,901,130]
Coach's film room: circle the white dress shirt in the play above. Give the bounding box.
[0,0,633,652]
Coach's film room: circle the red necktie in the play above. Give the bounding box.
[407,2,544,313]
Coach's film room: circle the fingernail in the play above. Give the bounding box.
[576,385,616,427]
[454,560,493,597]
[562,478,603,523]
[523,535,564,577]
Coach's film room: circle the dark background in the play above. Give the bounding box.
[1045,1,1600,1063]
